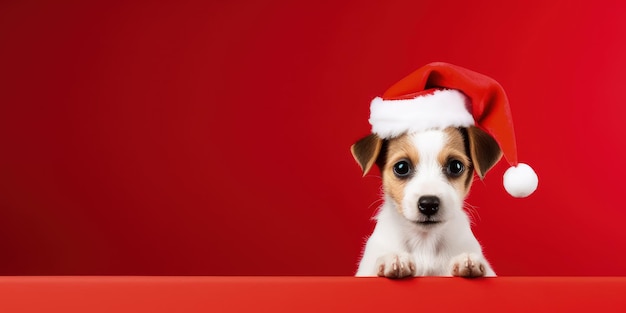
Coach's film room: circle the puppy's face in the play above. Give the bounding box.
[382,128,473,225]
[351,126,502,227]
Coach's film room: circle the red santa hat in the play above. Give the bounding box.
[369,62,538,197]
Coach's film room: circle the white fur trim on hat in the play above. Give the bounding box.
[369,89,475,138]
[503,163,538,198]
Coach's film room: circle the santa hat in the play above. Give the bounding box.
[369,62,538,198]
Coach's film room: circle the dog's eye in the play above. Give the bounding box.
[393,160,412,178]
[446,159,465,177]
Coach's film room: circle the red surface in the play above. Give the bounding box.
[0,276,624,312]
[1,1,626,276]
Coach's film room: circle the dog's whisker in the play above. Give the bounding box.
[363,175,382,180]
[463,201,481,225]
[368,198,384,210]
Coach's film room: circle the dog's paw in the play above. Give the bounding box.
[450,253,486,278]
[375,253,416,279]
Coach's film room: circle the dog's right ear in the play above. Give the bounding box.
[350,134,383,176]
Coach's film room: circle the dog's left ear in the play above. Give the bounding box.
[467,126,503,179]
[351,134,383,176]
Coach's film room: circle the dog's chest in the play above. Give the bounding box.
[412,252,450,275]
[406,235,451,276]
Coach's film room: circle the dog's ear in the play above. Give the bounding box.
[350,134,383,176]
[467,126,503,179]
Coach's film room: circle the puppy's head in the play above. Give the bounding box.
[351,126,502,226]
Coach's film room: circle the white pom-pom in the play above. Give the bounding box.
[503,163,538,198]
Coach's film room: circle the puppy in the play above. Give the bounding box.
[351,126,501,278]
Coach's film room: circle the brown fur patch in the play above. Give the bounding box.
[380,134,416,213]
[440,128,474,197]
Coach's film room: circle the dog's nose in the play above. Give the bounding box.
[418,196,440,216]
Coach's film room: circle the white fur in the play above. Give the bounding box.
[369,89,475,139]
[356,130,495,277]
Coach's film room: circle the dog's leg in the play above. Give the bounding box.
[375,253,416,278]
[356,201,417,278]
[356,232,416,278]
[356,230,416,278]
[449,253,493,278]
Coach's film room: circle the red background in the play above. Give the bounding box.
[1,0,625,276]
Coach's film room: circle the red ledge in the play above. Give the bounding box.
[0,276,624,312]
